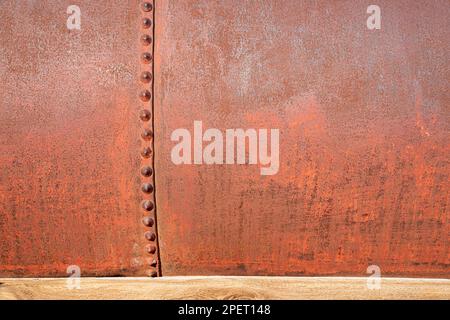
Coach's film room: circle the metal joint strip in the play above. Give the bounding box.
[139,1,160,277]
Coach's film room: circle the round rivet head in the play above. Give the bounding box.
[141,147,152,158]
[149,270,158,277]
[141,52,152,63]
[141,129,153,140]
[139,109,151,121]
[142,216,154,227]
[141,2,153,12]
[142,200,154,211]
[142,18,152,28]
[139,90,151,102]
[141,34,152,45]
[142,183,154,193]
[150,259,158,267]
[141,166,153,177]
[146,245,157,254]
[144,231,156,241]
[140,71,152,83]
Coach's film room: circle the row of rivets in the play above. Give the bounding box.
[140,1,157,278]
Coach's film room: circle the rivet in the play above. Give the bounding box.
[141,147,152,158]
[140,71,152,83]
[141,34,152,46]
[141,2,153,12]
[141,52,152,63]
[142,216,154,227]
[139,109,151,121]
[141,183,154,194]
[141,166,153,177]
[142,200,154,211]
[144,231,156,241]
[141,129,153,140]
[142,18,152,28]
[146,245,157,254]
[150,259,158,267]
[149,270,158,277]
[139,90,151,102]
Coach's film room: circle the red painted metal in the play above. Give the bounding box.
[154,0,449,277]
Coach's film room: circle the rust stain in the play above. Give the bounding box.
[0,0,448,278]
[0,0,149,277]
[154,0,449,277]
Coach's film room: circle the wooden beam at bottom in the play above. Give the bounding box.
[0,276,448,300]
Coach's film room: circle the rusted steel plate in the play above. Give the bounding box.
[154,0,449,277]
[0,0,158,277]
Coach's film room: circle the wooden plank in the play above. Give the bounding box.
[0,277,448,300]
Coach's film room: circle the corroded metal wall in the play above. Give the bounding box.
[154,0,449,277]
[0,0,448,278]
[0,0,159,277]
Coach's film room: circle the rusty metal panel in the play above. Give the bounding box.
[0,1,159,277]
[154,0,449,277]
[0,0,448,279]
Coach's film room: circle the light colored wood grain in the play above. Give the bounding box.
[0,276,448,300]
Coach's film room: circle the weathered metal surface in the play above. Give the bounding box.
[154,0,449,277]
[0,0,158,277]
[140,0,160,278]
[0,0,448,278]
